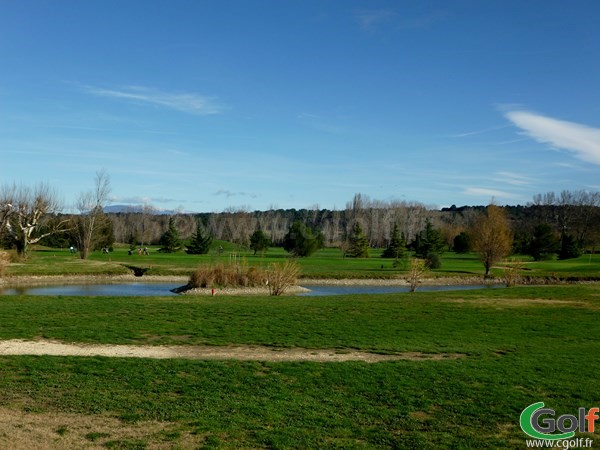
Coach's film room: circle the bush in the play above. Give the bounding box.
[407,258,427,293]
[0,251,10,277]
[503,259,524,287]
[189,260,266,289]
[266,260,300,296]
[425,252,442,269]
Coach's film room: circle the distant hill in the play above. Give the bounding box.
[103,205,180,215]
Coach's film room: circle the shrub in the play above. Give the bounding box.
[0,251,10,277]
[266,260,300,296]
[425,252,442,269]
[503,259,524,287]
[189,260,267,289]
[407,258,427,293]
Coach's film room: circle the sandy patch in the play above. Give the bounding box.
[0,407,202,450]
[0,339,464,363]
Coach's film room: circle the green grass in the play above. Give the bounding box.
[7,244,600,280]
[1,286,600,447]
[2,246,600,447]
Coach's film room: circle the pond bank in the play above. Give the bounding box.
[0,274,188,288]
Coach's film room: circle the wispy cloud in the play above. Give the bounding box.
[463,187,524,201]
[111,195,178,204]
[354,8,446,32]
[354,9,397,32]
[494,171,534,186]
[82,85,226,115]
[450,125,510,138]
[214,189,257,199]
[505,110,600,165]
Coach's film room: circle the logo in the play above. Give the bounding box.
[520,402,598,441]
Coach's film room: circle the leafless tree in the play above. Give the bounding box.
[407,258,427,292]
[72,170,112,259]
[0,183,66,258]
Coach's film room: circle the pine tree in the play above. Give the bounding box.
[413,220,445,258]
[413,219,445,268]
[283,221,323,257]
[527,223,559,261]
[558,233,580,260]
[158,217,182,253]
[249,228,271,256]
[346,222,369,258]
[382,223,406,259]
[186,220,212,255]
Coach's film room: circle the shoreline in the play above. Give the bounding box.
[0,274,189,288]
[1,274,594,296]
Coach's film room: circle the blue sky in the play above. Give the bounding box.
[1,0,599,212]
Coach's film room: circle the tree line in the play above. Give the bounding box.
[1,182,599,267]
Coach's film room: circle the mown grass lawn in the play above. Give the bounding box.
[6,244,600,280]
[0,285,599,448]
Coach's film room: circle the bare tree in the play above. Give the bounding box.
[407,258,427,292]
[72,170,112,259]
[471,204,513,278]
[1,183,66,258]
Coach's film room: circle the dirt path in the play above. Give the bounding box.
[0,339,463,363]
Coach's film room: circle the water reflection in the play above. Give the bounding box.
[299,284,503,297]
[0,283,180,296]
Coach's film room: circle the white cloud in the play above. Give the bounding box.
[505,110,600,165]
[463,187,523,201]
[494,171,534,186]
[83,85,226,115]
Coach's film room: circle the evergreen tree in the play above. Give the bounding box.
[158,217,182,253]
[346,222,369,258]
[382,223,406,259]
[249,228,271,256]
[558,233,581,260]
[413,219,445,266]
[527,223,559,261]
[453,231,472,253]
[283,221,323,257]
[186,220,212,255]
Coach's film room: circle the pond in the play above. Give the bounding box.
[298,284,503,296]
[0,282,503,297]
[0,282,181,297]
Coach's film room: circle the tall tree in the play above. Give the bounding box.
[382,223,407,259]
[158,217,183,253]
[471,205,513,277]
[186,220,212,255]
[72,169,112,259]
[345,222,370,258]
